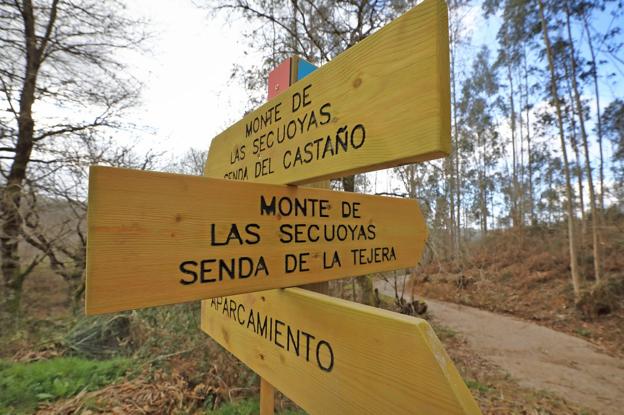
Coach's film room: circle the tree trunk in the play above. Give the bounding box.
[582,16,605,211]
[446,157,456,257]
[506,51,520,228]
[538,0,582,298]
[342,175,374,305]
[563,70,586,235]
[1,0,40,316]
[451,39,461,255]
[480,133,488,234]
[523,45,536,226]
[565,3,602,282]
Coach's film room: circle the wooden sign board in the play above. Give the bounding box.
[205,0,450,185]
[200,288,481,414]
[85,166,427,315]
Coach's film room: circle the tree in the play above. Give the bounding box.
[537,0,583,298]
[20,139,159,313]
[603,99,624,200]
[448,0,473,255]
[459,46,500,234]
[563,0,602,282]
[166,148,208,176]
[0,0,147,315]
[211,0,416,107]
[603,99,624,160]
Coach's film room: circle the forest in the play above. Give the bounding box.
[0,0,623,413]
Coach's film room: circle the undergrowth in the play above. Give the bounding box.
[207,399,305,414]
[0,357,131,414]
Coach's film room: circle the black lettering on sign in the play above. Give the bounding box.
[178,256,269,285]
[280,223,376,244]
[228,298,237,320]
[230,145,246,164]
[260,196,330,217]
[341,201,361,218]
[323,250,341,269]
[246,309,256,331]
[319,102,331,125]
[210,223,261,246]
[274,319,285,349]
[287,326,300,356]
[284,252,310,273]
[254,157,274,178]
[245,102,282,137]
[292,84,312,113]
[256,311,268,337]
[302,331,315,362]
[282,123,367,170]
[316,340,334,372]
[237,303,246,325]
[179,260,198,285]
[350,246,397,265]
[201,259,217,283]
[210,299,335,374]
[224,166,248,181]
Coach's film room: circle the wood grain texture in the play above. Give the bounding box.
[85,167,426,314]
[204,0,450,185]
[200,288,481,415]
[260,378,275,415]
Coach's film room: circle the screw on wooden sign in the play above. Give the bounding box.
[200,288,481,414]
[205,0,450,185]
[85,166,427,315]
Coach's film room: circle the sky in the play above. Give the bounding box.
[117,0,622,198]
[123,0,258,158]
[117,0,501,152]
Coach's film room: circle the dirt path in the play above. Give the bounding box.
[375,279,624,414]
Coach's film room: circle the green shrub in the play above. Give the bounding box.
[206,399,305,415]
[64,314,133,359]
[0,357,131,414]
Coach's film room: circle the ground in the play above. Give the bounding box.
[1,225,623,414]
[376,278,624,414]
[410,227,624,358]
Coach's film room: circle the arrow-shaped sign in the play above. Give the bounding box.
[85,166,427,315]
[200,288,481,414]
[204,0,450,184]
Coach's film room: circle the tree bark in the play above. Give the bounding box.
[342,174,374,305]
[1,0,42,315]
[538,0,582,298]
[582,16,605,211]
[523,45,536,226]
[562,69,586,235]
[565,3,602,282]
[450,28,461,255]
[505,46,520,228]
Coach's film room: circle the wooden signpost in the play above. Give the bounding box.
[85,0,482,412]
[205,0,450,184]
[201,288,480,414]
[85,167,427,315]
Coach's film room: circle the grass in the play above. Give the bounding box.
[206,399,305,414]
[0,356,131,414]
[465,378,492,394]
[431,323,458,340]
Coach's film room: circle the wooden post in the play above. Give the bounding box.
[259,56,301,415]
[301,180,331,294]
[259,56,328,415]
[260,378,276,415]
